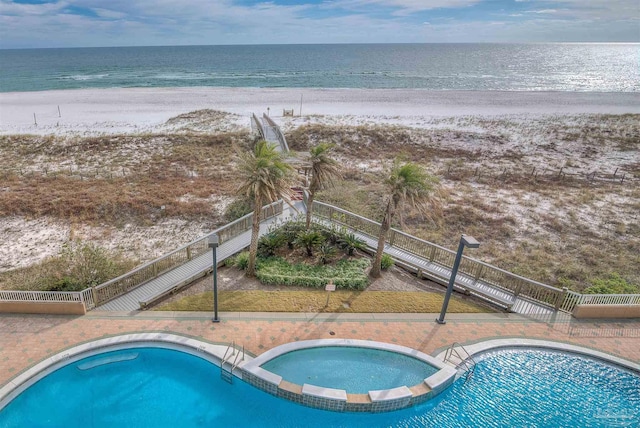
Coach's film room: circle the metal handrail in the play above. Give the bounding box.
[221,341,236,366]
[444,342,476,378]
[231,345,245,371]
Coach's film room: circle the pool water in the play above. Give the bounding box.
[260,346,438,393]
[1,347,638,428]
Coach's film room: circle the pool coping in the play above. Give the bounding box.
[241,338,456,412]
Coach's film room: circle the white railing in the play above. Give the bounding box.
[262,114,289,152]
[251,113,265,139]
[0,290,83,303]
[578,294,640,305]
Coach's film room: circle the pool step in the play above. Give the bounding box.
[221,364,234,383]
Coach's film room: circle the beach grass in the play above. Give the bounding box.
[1,111,638,293]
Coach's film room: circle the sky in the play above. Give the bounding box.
[0,0,638,48]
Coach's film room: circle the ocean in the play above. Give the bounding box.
[0,43,637,93]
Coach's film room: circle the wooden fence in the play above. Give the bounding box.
[444,164,636,186]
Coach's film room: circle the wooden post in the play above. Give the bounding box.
[555,287,568,311]
[33,113,37,126]
[474,264,484,281]
[613,167,618,178]
[58,105,61,118]
[91,286,98,307]
[300,93,303,116]
[324,280,335,307]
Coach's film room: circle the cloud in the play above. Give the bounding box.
[0,0,638,48]
[92,8,128,20]
[0,1,69,16]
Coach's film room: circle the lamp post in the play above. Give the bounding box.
[436,234,479,325]
[208,235,220,323]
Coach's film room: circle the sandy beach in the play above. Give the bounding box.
[1,87,640,136]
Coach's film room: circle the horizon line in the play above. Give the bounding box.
[2,41,639,51]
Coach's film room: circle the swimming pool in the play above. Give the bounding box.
[1,342,638,427]
[259,346,439,393]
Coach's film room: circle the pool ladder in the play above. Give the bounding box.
[220,341,244,384]
[443,342,476,381]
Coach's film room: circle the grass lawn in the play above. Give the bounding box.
[153,290,492,313]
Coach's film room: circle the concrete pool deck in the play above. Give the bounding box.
[1,310,639,389]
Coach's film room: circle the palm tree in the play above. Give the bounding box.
[237,140,295,277]
[370,160,438,278]
[306,143,341,229]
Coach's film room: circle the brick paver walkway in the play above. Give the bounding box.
[2,311,639,388]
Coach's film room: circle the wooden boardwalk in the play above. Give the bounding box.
[312,218,553,317]
[96,202,303,311]
[98,199,551,315]
[97,116,551,315]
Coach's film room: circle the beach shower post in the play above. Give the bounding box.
[436,234,479,325]
[209,234,220,323]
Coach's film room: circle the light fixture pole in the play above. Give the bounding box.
[436,234,480,325]
[208,235,220,323]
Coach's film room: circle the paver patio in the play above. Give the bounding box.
[1,310,639,388]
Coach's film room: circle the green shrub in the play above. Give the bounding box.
[0,241,137,292]
[224,196,253,222]
[584,273,639,294]
[232,251,250,270]
[258,231,287,257]
[256,257,370,289]
[294,230,325,257]
[317,243,338,265]
[280,220,307,249]
[380,254,394,270]
[337,232,367,256]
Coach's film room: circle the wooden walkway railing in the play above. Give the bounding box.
[88,200,283,309]
[310,201,636,314]
[251,113,265,140]
[261,114,290,152]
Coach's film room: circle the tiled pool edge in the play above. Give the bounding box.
[241,338,457,413]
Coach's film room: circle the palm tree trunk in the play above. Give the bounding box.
[305,191,315,229]
[246,195,262,277]
[371,198,394,278]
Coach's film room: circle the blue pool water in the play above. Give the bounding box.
[1,347,639,427]
[260,346,438,393]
